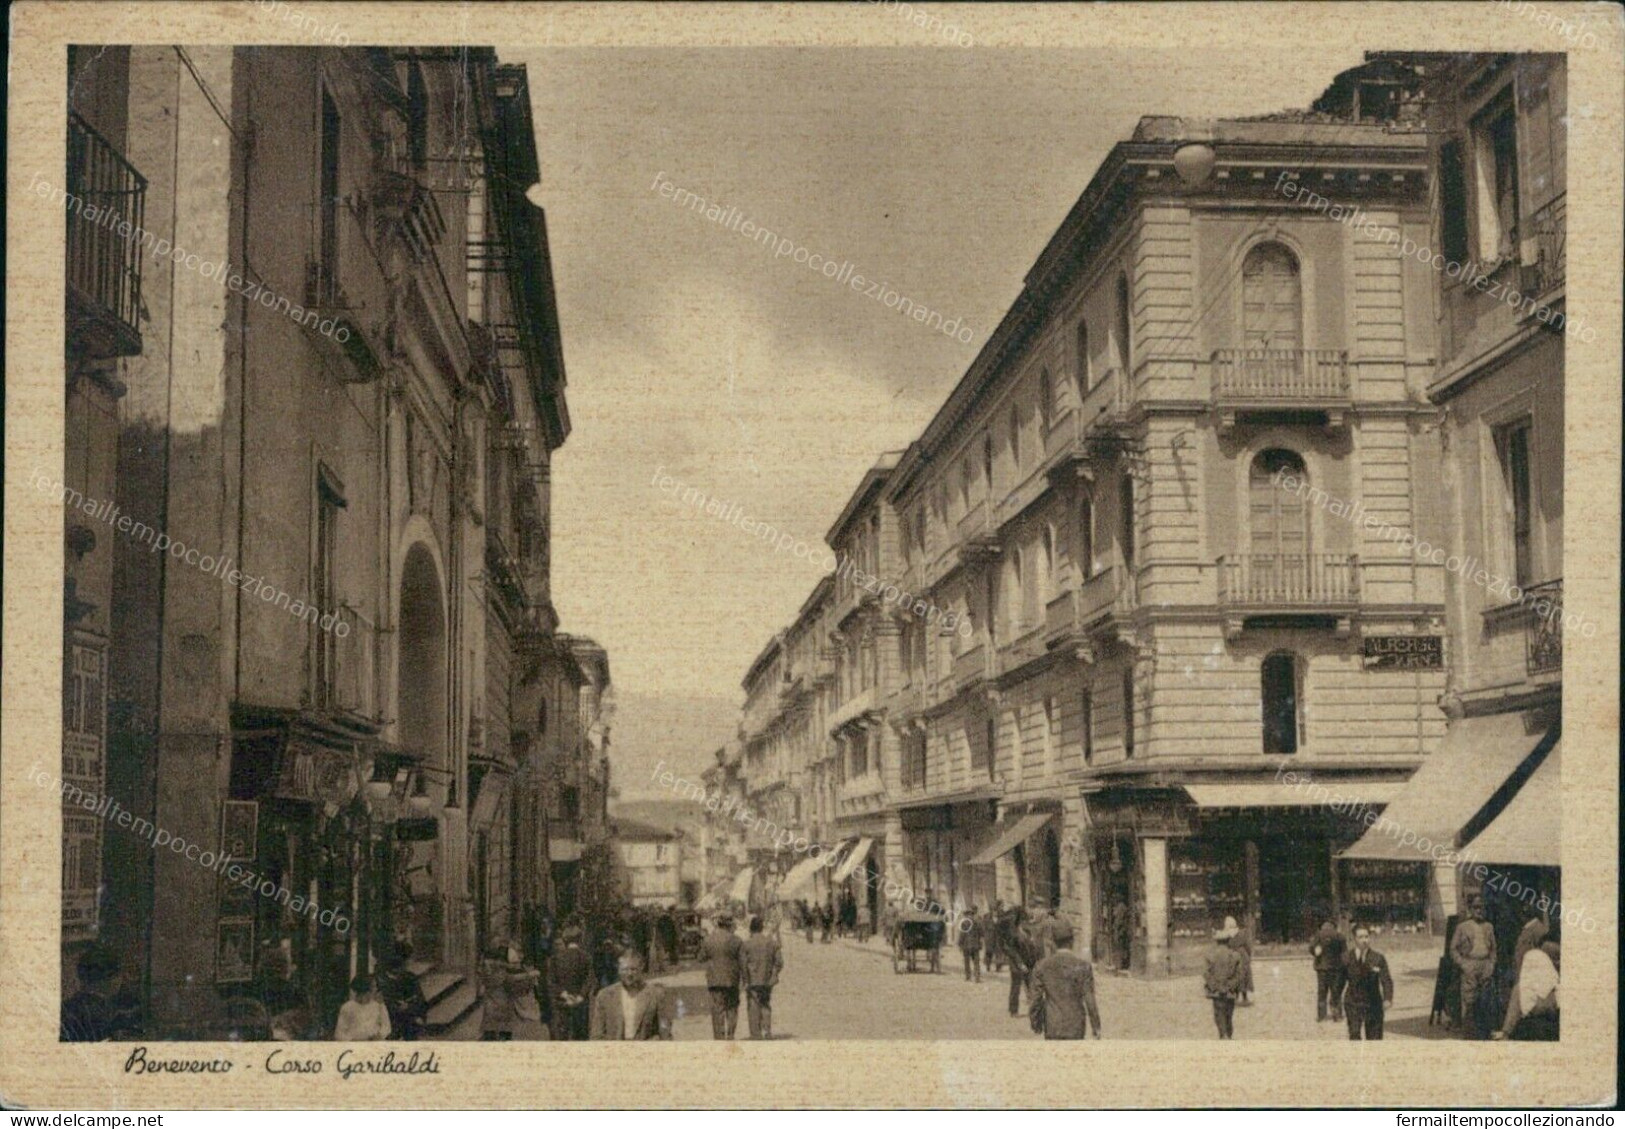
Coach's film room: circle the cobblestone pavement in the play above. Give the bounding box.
[661,932,1461,1041]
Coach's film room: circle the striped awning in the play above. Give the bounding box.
[966,813,1053,867]
[728,867,756,904]
[776,847,839,901]
[832,837,875,884]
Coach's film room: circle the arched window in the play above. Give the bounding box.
[982,433,994,491]
[1039,369,1053,436]
[1009,404,1022,473]
[1022,540,1040,627]
[1242,242,1302,351]
[1261,651,1302,754]
[1008,549,1025,633]
[1118,474,1135,573]
[1075,321,1091,398]
[1250,449,1309,593]
[1114,274,1132,378]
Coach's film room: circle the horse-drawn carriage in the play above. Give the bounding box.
[890,909,946,974]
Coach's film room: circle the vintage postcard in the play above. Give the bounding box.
[2,0,1619,1112]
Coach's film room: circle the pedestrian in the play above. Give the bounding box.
[1111,894,1133,971]
[999,905,1035,1017]
[60,944,141,1042]
[703,913,746,1040]
[1309,919,1347,1022]
[958,906,984,983]
[1340,925,1394,1040]
[1451,896,1497,1038]
[1509,906,1550,983]
[803,900,816,944]
[1027,903,1059,960]
[979,904,999,973]
[589,952,672,1039]
[1028,923,1102,1039]
[1494,935,1559,1041]
[333,974,392,1041]
[820,900,833,944]
[741,915,784,1040]
[377,941,428,1041]
[1227,916,1253,1006]
[856,897,872,944]
[548,926,595,1041]
[1203,921,1244,1039]
[479,941,543,1041]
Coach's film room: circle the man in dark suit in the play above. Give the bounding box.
[1204,922,1245,1038]
[547,927,596,1041]
[703,914,746,1040]
[1341,925,1395,1040]
[589,953,673,1039]
[1310,919,1347,1022]
[998,905,1034,1017]
[740,916,784,1039]
[1027,923,1102,1039]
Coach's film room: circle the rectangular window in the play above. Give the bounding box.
[972,715,992,773]
[1474,93,1521,261]
[1079,496,1095,580]
[1121,668,1135,759]
[1080,688,1094,764]
[1439,138,1470,266]
[315,466,345,707]
[1042,697,1056,776]
[1119,475,1135,573]
[1494,418,1534,587]
[319,87,341,302]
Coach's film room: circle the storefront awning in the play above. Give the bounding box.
[1460,740,1560,868]
[832,837,874,883]
[549,838,583,862]
[728,867,756,903]
[776,845,841,901]
[1184,781,1402,808]
[1341,714,1556,863]
[966,812,1053,867]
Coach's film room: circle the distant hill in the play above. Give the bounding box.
[607,691,738,801]
[610,799,707,837]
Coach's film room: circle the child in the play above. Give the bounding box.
[334,974,392,1040]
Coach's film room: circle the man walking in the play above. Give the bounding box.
[1027,924,1102,1039]
[589,953,672,1040]
[999,905,1035,1017]
[1341,925,1395,1040]
[1204,921,1244,1039]
[547,926,595,1041]
[740,915,783,1040]
[958,907,984,983]
[1452,896,1497,1038]
[702,914,746,1040]
[1310,919,1347,1022]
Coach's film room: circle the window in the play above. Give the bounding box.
[1494,419,1534,587]
[315,466,345,706]
[1439,138,1470,266]
[1039,369,1053,436]
[899,514,911,566]
[1114,274,1132,377]
[982,433,994,492]
[1241,243,1302,351]
[973,714,995,776]
[960,459,974,514]
[318,87,341,301]
[1080,688,1094,764]
[1121,667,1135,759]
[903,731,927,790]
[1008,549,1025,633]
[1474,93,1521,262]
[1076,321,1091,397]
[1009,404,1022,473]
[1079,494,1095,580]
[1042,696,1057,776]
[406,62,428,171]
[1261,652,1301,754]
[851,731,869,777]
[1118,475,1135,573]
[1250,449,1309,589]
[1040,524,1056,603]
[915,505,927,556]
[1021,542,1039,628]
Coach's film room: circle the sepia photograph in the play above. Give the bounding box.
[2,0,1620,1114]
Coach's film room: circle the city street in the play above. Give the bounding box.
[656,933,1453,1041]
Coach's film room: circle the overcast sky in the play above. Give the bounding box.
[517,46,1366,725]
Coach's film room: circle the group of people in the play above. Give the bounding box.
[702,914,785,1039]
[1438,898,1560,1042]
[790,893,869,944]
[950,900,1104,1040]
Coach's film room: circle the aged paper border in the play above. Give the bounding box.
[4,0,1620,1109]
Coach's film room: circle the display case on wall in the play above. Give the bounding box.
[1340,859,1429,933]
[1167,839,1246,942]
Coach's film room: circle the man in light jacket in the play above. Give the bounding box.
[589,953,672,1040]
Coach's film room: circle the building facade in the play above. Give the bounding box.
[59,46,607,1036]
[726,59,1457,975]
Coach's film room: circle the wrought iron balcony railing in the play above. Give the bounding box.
[1521,194,1565,299]
[1523,578,1562,676]
[1217,553,1359,606]
[66,112,146,358]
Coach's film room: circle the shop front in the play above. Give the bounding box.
[897,791,998,915]
[1084,774,1418,976]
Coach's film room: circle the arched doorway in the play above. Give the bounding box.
[397,543,447,959]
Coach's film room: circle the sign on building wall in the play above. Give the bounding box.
[63,636,106,943]
[1362,635,1443,669]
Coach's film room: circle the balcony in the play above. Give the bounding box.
[1077,565,1137,626]
[1210,349,1350,430]
[1217,553,1359,636]
[1484,579,1563,679]
[948,643,989,695]
[66,112,146,359]
[1077,367,1130,439]
[1520,194,1565,300]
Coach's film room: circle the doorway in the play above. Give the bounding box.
[1257,833,1330,943]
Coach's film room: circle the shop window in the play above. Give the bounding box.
[1261,651,1302,755]
[1493,418,1534,588]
